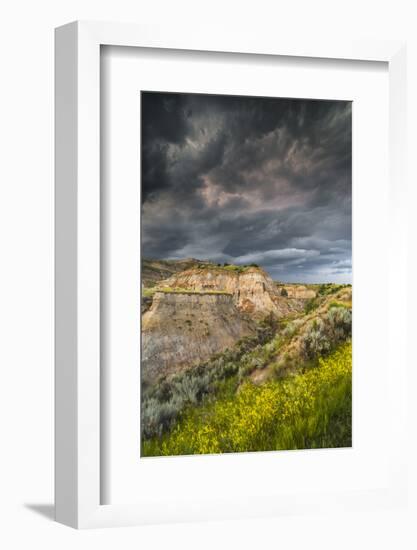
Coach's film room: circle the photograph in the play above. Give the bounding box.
[140,91,352,457]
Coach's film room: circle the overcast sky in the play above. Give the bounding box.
[141,92,352,283]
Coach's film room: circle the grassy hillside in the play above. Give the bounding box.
[143,342,351,456]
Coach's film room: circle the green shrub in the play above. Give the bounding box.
[326,306,352,342]
[300,318,331,359]
[141,398,182,439]
[300,307,351,360]
[304,297,319,314]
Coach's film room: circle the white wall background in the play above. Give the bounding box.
[0,1,416,548]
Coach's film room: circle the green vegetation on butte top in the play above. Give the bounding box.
[196,262,260,273]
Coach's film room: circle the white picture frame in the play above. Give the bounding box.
[55,21,407,529]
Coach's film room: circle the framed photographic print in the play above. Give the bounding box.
[55,21,408,528]
[139,90,353,458]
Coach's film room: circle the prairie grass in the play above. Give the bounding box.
[196,263,259,274]
[142,341,352,456]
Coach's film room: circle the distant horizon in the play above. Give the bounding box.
[143,256,352,285]
[141,92,351,284]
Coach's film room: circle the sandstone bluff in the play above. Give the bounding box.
[141,262,317,384]
[142,291,254,384]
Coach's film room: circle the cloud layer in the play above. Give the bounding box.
[141,92,352,283]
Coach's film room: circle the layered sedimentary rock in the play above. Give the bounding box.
[141,291,255,384]
[159,266,306,319]
[141,266,319,383]
[281,285,316,300]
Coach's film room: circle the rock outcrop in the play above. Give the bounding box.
[141,265,319,384]
[141,258,201,288]
[141,291,255,384]
[280,285,316,300]
[158,266,306,319]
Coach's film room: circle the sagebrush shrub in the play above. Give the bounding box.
[300,307,351,360]
[326,306,352,342]
[300,318,331,359]
[141,398,181,439]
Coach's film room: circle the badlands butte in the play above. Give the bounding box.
[141,258,349,386]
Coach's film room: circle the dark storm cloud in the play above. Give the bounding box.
[141,91,352,283]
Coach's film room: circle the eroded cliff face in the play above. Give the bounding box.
[141,291,255,384]
[281,285,316,300]
[141,266,318,383]
[159,267,305,319]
